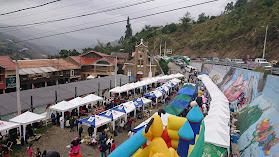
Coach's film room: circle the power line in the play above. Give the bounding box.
[14,0,218,43]
[5,0,189,37]
[0,0,154,29]
[0,0,146,33]
[0,0,61,16]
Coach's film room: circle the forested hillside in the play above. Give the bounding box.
[89,0,279,60]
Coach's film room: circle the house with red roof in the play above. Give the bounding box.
[0,56,16,93]
[66,51,119,80]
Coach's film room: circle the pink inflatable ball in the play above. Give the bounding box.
[190,101,198,107]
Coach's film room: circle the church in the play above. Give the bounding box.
[123,39,158,80]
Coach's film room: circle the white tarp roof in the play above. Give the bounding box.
[68,97,90,106]
[83,94,103,103]
[0,120,20,132]
[9,111,45,125]
[19,66,58,75]
[142,97,152,104]
[50,101,75,112]
[122,101,136,113]
[198,74,230,149]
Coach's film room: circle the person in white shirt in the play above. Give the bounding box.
[128,130,134,138]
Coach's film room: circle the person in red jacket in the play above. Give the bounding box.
[110,140,115,153]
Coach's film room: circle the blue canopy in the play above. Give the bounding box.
[144,92,157,98]
[157,87,166,94]
[168,100,190,109]
[99,110,113,120]
[199,72,209,75]
[79,116,96,127]
[177,87,195,96]
[112,105,126,113]
[129,76,136,79]
[133,97,144,108]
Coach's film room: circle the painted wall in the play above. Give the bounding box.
[196,63,279,157]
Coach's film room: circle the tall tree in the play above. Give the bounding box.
[197,13,209,23]
[225,2,234,13]
[180,12,192,30]
[125,17,132,39]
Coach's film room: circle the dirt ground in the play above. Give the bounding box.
[13,90,180,157]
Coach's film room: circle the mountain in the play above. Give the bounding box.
[0,32,45,59]
[114,0,279,60]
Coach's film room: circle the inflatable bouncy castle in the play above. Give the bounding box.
[109,106,205,157]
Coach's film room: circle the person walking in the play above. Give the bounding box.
[51,113,55,125]
[78,126,83,139]
[26,144,33,157]
[70,116,75,132]
[106,136,113,154]
[88,127,93,137]
[127,117,132,131]
[2,146,11,157]
[99,141,108,157]
[36,148,42,157]
[110,140,115,153]
[16,136,22,150]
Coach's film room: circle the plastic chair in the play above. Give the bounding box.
[6,141,13,152]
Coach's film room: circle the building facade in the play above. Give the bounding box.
[124,40,157,80]
[0,56,16,93]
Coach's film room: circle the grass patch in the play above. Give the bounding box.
[34,123,54,134]
[253,67,271,78]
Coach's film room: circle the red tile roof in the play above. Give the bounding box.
[70,56,99,65]
[0,56,15,70]
[80,51,110,57]
[92,57,118,65]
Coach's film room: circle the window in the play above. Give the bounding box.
[128,70,131,76]
[70,70,74,76]
[0,76,3,83]
[139,55,143,59]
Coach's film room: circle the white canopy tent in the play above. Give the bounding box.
[0,120,20,133]
[79,115,111,138]
[9,111,46,141]
[83,94,103,106]
[99,110,126,131]
[198,74,230,150]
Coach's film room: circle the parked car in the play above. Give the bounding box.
[202,58,210,62]
[255,58,268,63]
[259,62,272,70]
[232,59,245,64]
[244,59,254,64]
[212,57,219,62]
[224,58,232,62]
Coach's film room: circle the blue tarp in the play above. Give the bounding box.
[112,105,126,113]
[168,100,190,109]
[78,115,96,128]
[199,72,209,75]
[157,87,166,94]
[129,76,136,79]
[133,97,144,108]
[177,87,195,96]
[144,92,157,98]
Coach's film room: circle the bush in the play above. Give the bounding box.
[159,59,169,74]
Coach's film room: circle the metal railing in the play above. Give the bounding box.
[191,60,279,75]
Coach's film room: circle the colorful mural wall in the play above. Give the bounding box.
[198,63,279,157]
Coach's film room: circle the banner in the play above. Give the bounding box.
[202,143,226,157]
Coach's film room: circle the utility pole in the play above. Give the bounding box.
[15,60,21,115]
[164,40,167,56]
[159,38,162,56]
[114,56,117,87]
[263,25,268,59]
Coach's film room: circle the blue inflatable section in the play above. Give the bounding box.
[177,87,195,96]
[108,128,147,157]
[168,100,190,109]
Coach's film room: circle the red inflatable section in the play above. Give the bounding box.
[161,127,172,148]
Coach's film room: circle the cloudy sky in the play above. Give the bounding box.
[0,0,235,50]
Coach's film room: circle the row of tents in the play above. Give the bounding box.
[78,78,183,137]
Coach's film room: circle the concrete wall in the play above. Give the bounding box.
[193,63,279,157]
[190,62,202,72]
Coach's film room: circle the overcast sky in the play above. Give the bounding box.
[0,0,235,50]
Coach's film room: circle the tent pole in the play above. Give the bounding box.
[94,127,97,138]
[156,98,158,109]
[23,125,26,145]
[134,109,136,119]
[62,112,64,129]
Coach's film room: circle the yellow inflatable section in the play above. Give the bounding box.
[167,115,187,149]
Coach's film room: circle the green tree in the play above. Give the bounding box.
[225,2,234,13]
[82,47,94,54]
[162,23,177,34]
[158,59,169,74]
[180,12,192,30]
[125,17,132,39]
[234,0,247,8]
[197,13,209,23]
